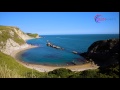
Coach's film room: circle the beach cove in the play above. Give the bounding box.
[11,34,119,72]
[12,43,99,72]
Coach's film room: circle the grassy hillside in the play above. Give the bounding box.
[0,51,46,78]
[26,33,39,38]
[0,25,25,46]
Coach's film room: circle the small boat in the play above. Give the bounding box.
[72,51,78,54]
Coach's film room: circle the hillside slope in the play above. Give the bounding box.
[0,25,45,78]
[80,39,119,67]
[0,25,38,56]
[0,51,46,78]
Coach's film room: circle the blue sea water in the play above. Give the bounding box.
[18,34,119,66]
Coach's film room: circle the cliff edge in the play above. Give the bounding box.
[0,25,38,56]
[80,39,119,67]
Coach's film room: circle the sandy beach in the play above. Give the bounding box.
[12,44,99,72]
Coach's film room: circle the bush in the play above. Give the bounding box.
[48,68,73,78]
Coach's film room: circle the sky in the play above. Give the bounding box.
[0,12,119,35]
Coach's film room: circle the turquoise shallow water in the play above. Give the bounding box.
[18,34,119,66]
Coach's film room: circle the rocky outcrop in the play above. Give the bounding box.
[46,41,64,50]
[80,39,119,66]
[72,51,78,54]
[26,33,41,38]
[13,28,33,41]
[0,38,30,56]
[36,34,40,38]
[0,26,38,56]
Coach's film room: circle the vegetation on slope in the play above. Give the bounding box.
[0,25,25,46]
[26,33,39,38]
[48,64,119,78]
[0,52,46,78]
[0,50,119,78]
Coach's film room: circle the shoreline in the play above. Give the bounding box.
[12,43,99,72]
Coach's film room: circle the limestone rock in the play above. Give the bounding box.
[13,28,32,41]
[0,26,39,56]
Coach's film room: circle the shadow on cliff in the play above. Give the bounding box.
[80,39,119,67]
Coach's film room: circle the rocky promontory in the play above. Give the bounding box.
[0,25,39,56]
[26,33,41,38]
[80,39,119,66]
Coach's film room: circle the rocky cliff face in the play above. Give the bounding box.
[13,27,33,41]
[0,26,34,56]
[36,34,40,38]
[80,39,119,66]
[0,38,30,56]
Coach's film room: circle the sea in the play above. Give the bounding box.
[17,34,119,66]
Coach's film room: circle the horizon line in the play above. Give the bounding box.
[39,33,119,35]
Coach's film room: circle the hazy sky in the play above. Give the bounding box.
[0,12,119,35]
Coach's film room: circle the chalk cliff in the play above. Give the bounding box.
[0,25,39,56]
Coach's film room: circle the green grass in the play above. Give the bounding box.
[48,68,74,78]
[0,25,12,31]
[0,26,25,46]
[0,52,46,78]
[26,33,38,38]
[0,63,22,78]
